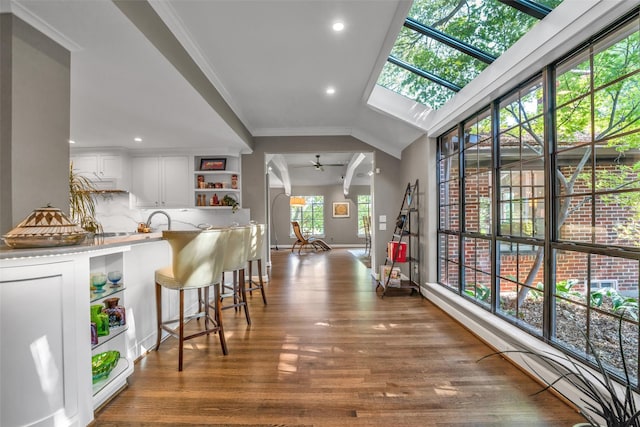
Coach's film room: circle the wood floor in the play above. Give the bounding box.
[93,249,584,427]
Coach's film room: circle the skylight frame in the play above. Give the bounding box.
[377,0,564,110]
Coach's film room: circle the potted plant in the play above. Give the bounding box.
[222,194,239,213]
[69,162,103,235]
[479,311,640,426]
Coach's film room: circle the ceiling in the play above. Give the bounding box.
[8,0,424,157]
[269,152,374,188]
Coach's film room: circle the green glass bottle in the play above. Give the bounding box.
[90,304,110,337]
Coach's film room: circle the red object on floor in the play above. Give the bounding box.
[387,241,407,262]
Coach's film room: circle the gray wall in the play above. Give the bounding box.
[270,184,370,248]
[0,14,70,234]
[242,135,401,272]
[400,134,437,284]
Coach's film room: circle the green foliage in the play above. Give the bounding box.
[589,287,638,321]
[464,283,491,302]
[479,312,640,426]
[378,0,563,108]
[69,162,103,234]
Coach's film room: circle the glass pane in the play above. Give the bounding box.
[517,244,544,285]
[521,118,544,159]
[439,203,449,229]
[556,144,593,195]
[449,180,460,231]
[447,259,459,291]
[555,249,588,305]
[595,193,640,248]
[556,50,591,106]
[440,128,459,157]
[554,298,588,353]
[594,74,640,140]
[479,171,492,235]
[465,174,479,204]
[377,62,456,109]
[409,0,541,58]
[498,276,518,315]
[557,195,593,243]
[594,137,640,193]
[593,23,640,89]
[447,234,459,263]
[556,97,592,144]
[464,203,478,232]
[464,144,479,175]
[476,238,491,275]
[390,27,489,89]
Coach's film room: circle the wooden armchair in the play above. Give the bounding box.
[291,221,331,253]
[363,215,371,256]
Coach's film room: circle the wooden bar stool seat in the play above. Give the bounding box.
[218,225,252,324]
[155,228,229,371]
[246,223,267,305]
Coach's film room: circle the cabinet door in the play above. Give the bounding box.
[131,157,160,208]
[71,155,99,178]
[1,261,82,426]
[99,155,122,179]
[161,156,191,207]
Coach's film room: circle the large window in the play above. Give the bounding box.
[357,195,371,236]
[290,195,324,236]
[437,12,640,386]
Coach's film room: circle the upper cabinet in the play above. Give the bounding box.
[193,155,241,209]
[70,151,130,191]
[131,155,191,208]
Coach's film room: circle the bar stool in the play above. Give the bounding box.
[218,225,251,325]
[246,223,267,305]
[155,228,229,371]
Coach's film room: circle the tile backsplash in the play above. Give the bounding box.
[94,193,251,232]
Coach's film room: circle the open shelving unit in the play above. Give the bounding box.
[376,179,420,297]
[193,155,241,209]
[89,251,134,410]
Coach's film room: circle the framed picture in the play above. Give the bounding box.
[200,158,226,171]
[332,201,350,218]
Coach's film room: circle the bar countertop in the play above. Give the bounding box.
[0,232,163,260]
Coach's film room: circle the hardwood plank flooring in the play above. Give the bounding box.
[93,249,584,426]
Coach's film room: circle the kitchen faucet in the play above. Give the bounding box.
[145,210,172,231]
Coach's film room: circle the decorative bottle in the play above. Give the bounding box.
[90,304,110,336]
[91,322,98,345]
[103,297,126,327]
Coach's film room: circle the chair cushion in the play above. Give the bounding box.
[155,266,211,290]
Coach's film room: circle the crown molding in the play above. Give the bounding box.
[10,0,82,51]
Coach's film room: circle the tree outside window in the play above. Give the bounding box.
[290,195,324,236]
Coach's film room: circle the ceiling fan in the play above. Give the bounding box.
[309,154,343,172]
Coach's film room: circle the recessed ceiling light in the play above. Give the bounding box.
[68,139,76,144]
[332,22,344,32]
[326,87,336,95]
[134,137,143,142]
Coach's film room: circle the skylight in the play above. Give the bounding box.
[377,0,564,110]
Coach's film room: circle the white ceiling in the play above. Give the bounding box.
[269,152,373,187]
[9,0,424,157]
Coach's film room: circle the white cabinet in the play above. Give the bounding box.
[131,156,191,208]
[193,155,241,209]
[70,152,129,191]
[0,260,84,426]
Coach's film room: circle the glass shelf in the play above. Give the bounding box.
[90,284,125,302]
[92,324,128,350]
[92,357,130,396]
